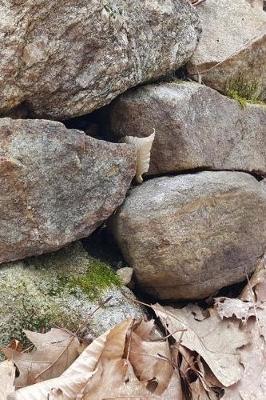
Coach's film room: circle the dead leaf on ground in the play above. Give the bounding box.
[3,328,81,388]
[152,303,250,387]
[0,360,16,400]
[129,320,173,395]
[214,297,260,323]
[14,327,109,400]
[222,326,266,399]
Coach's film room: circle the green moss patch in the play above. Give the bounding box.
[226,75,265,107]
[68,258,121,300]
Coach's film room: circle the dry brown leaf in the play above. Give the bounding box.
[241,255,266,302]
[222,327,266,399]
[80,319,134,399]
[214,297,259,323]
[3,328,81,388]
[84,362,182,400]
[0,360,16,400]
[124,130,155,184]
[189,378,219,400]
[14,328,109,400]
[152,303,250,387]
[129,324,173,395]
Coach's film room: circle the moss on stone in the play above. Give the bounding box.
[68,258,121,300]
[226,75,265,107]
[0,242,122,347]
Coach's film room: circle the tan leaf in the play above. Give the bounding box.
[14,328,109,400]
[3,328,81,388]
[152,303,250,387]
[84,362,181,400]
[214,297,259,323]
[190,378,219,400]
[0,360,16,400]
[129,329,173,394]
[124,130,155,183]
[222,328,266,399]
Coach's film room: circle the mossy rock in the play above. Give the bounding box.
[0,242,144,347]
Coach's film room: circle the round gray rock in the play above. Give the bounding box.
[0,0,200,119]
[111,172,266,300]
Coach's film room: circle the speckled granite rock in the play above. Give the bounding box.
[0,0,200,119]
[0,242,144,347]
[187,0,266,100]
[108,81,266,176]
[112,171,266,300]
[0,118,135,264]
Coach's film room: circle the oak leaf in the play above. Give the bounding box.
[3,329,81,388]
[152,303,250,387]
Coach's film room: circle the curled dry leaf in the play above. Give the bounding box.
[3,328,81,388]
[0,360,16,400]
[129,320,173,395]
[152,303,250,387]
[14,329,109,400]
[214,297,259,323]
[124,129,155,183]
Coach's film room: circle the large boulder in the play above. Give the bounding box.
[0,118,135,264]
[186,0,266,100]
[108,81,266,176]
[111,172,266,300]
[0,242,144,347]
[0,0,200,119]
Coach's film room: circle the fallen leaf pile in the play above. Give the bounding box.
[1,256,266,399]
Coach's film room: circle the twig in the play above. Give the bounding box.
[245,270,262,335]
[75,295,113,336]
[191,0,206,5]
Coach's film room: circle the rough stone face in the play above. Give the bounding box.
[108,81,266,176]
[111,172,266,300]
[0,118,135,264]
[0,242,144,347]
[0,0,200,119]
[186,0,266,100]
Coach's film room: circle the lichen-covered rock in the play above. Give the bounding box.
[107,81,266,176]
[0,242,144,347]
[0,118,135,264]
[111,172,266,300]
[187,0,266,100]
[0,0,200,119]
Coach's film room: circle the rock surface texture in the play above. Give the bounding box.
[0,118,135,264]
[187,0,266,99]
[0,0,200,119]
[0,242,144,346]
[112,172,266,300]
[108,81,266,176]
